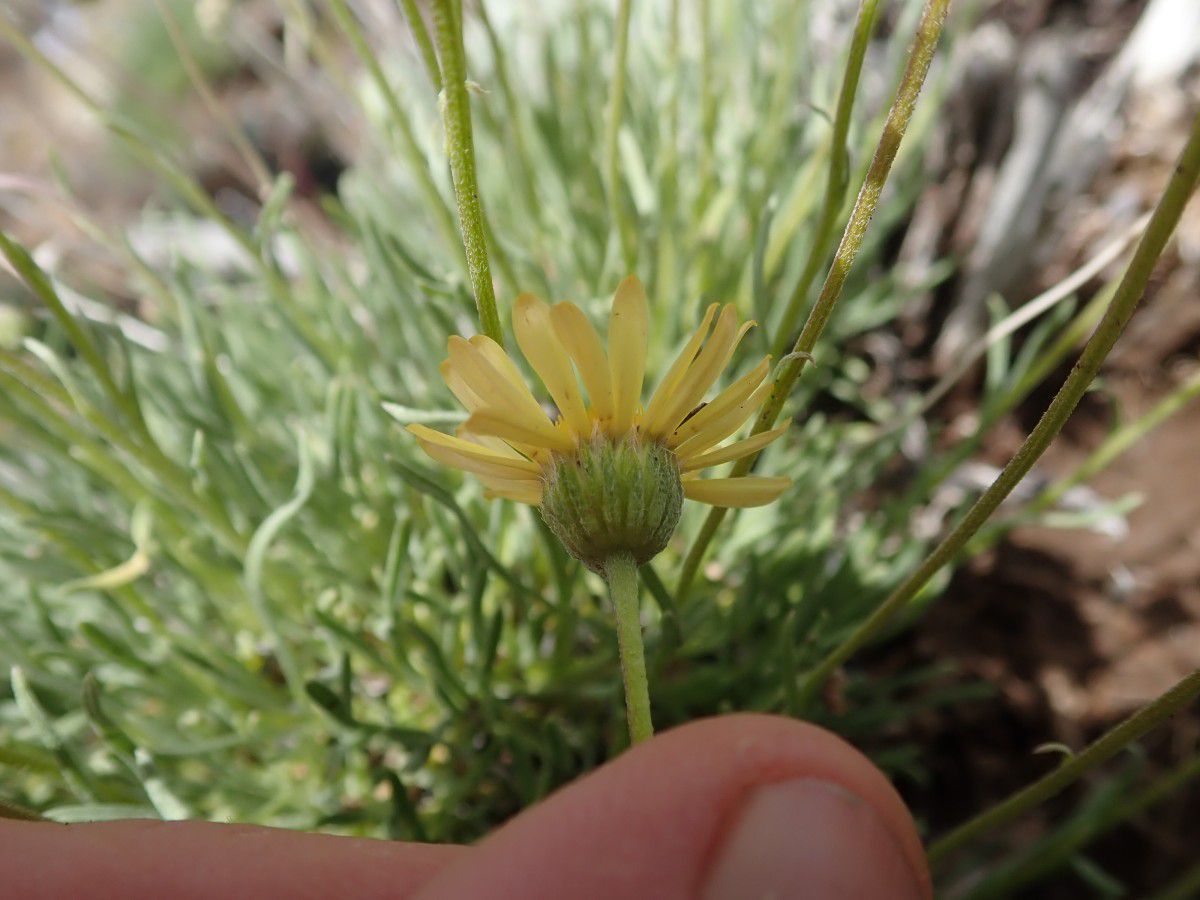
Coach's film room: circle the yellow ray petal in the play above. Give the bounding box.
[441,361,550,463]
[465,409,577,454]
[673,379,774,457]
[447,337,565,448]
[679,424,790,472]
[413,437,544,483]
[608,275,648,435]
[681,476,791,507]
[478,473,543,505]
[654,306,755,438]
[455,426,523,458]
[468,335,529,394]
[408,425,543,479]
[447,337,521,402]
[550,301,614,422]
[408,424,539,471]
[445,388,545,461]
[483,484,542,505]
[513,293,592,438]
[668,357,770,448]
[643,303,719,436]
[441,359,485,411]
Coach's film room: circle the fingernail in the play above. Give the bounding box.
[703,778,926,900]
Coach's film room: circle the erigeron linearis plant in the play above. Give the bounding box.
[414,0,1200,868]
[0,0,1197,887]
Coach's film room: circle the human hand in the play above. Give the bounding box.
[0,714,930,899]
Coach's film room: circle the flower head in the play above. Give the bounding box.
[408,276,790,569]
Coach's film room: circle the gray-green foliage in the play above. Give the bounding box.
[0,0,1158,861]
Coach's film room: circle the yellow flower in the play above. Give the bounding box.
[407,276,791,512]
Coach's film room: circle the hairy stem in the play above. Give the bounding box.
[928,668,1200,866]
[430,0,504,344]
[606,553,653,745]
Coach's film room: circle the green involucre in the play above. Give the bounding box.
[540,437,682,573]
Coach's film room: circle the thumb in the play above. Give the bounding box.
[417,713,930,899]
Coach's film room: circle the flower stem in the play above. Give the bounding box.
[605,553,653,744]
[927,668,1200,867]
[430,0,504,345]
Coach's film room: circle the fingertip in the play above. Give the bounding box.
[418,713,930,899]
[687,714,931,898]
[0,819,463,899]
[702,777,925,900]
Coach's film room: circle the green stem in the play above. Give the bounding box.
[966,362,1200,563]
[795,107,1200,710]
[897,277,1118,519]
[927,668,1200,866]
[604,0,636,270]
[1030,365,1200,516]
[676,0,950,603]
[430,0,504,345]
[606,553,653,745]
[959,751,1200,899]
[769,0,882,360]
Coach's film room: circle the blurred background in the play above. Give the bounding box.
[2,0,1199,896]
